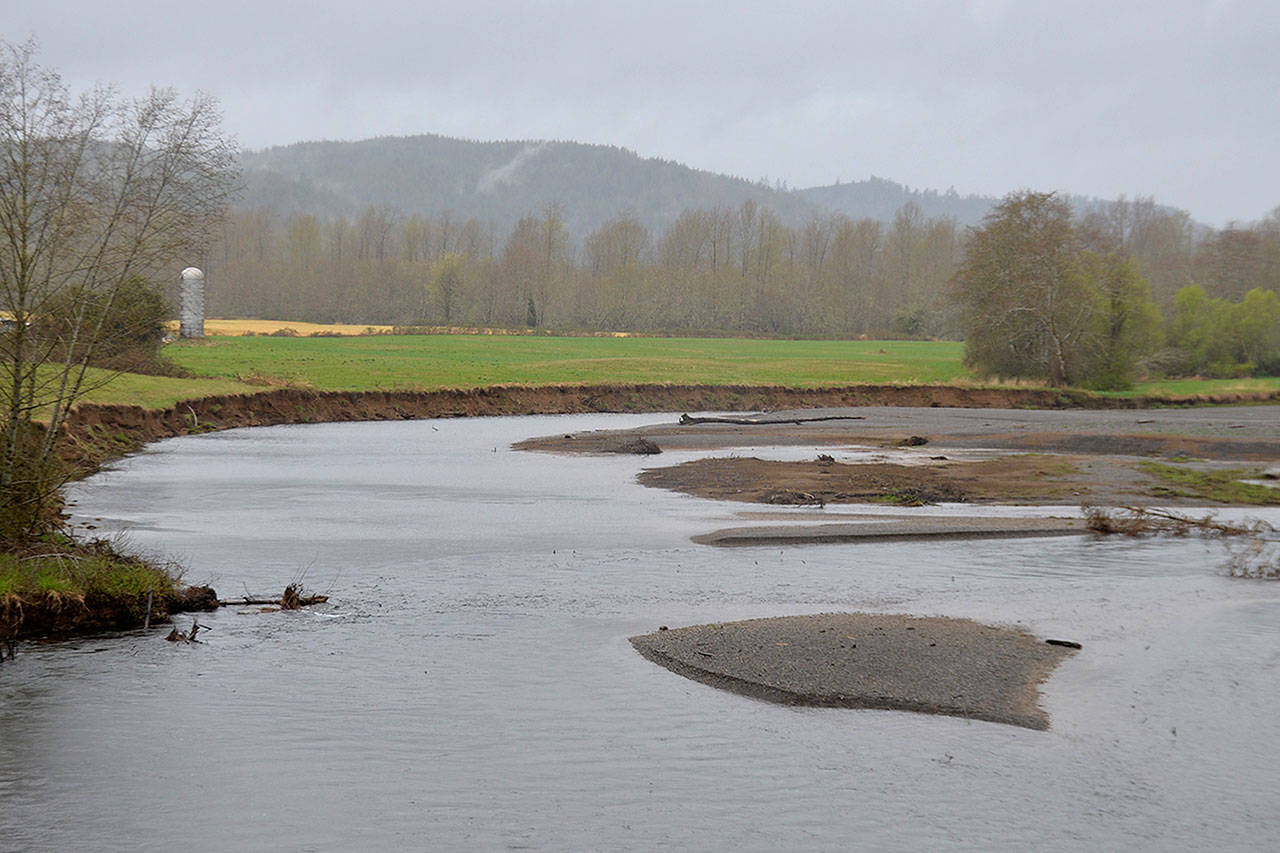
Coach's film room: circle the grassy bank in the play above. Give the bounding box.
[0,537,187,646]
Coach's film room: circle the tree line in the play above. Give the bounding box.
[206,201,962,339]
[953,191,1280,388]
[205,195,1280,351]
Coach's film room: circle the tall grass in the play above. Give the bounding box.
[0,542,180,600]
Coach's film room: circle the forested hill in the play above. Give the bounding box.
[798,178,996,227]
[237,134,1003,239]
[238,135,817,240]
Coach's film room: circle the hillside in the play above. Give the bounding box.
[239,135,820,240]
[236,133,1208,246]
[797,177,996,227]
[237,134,1012,239]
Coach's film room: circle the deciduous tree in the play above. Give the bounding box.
[951,191,1160,387]
[0,40,237,538]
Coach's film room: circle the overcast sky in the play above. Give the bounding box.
[4,0,1277,225]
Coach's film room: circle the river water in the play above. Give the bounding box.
[2,414,1278,851]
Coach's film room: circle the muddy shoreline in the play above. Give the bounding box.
[58,383,1280,476]
[519,402,1280,511]
[25,384,1277,650]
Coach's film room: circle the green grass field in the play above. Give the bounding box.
[70,333,1280,407]
[163,335,973,391]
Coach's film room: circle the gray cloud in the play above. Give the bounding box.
[4,0,1277,224]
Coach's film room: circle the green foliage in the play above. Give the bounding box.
[952,191,1162,388]
[1163,285,1280,377]
[33,276,172,371]
[1079,253,1164,390]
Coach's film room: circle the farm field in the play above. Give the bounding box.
[162,334,973,392]
[70,332,1280,408]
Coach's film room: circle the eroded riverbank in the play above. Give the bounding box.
[59,382,1280,475]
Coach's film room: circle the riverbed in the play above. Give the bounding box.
[3,413,1278,851]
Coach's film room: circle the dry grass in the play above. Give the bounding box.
[166,318,393,337]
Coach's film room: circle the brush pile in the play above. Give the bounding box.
[1084,505,1279,579]
[1083,505,1271,537]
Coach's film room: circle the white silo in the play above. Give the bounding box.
[179,267,205,338]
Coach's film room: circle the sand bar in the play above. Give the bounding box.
[631,613,1078,730]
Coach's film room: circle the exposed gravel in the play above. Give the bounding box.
[631,613,1078,730]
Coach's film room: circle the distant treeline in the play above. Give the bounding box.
[204,197,1280,340]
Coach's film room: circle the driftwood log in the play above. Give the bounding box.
[218,583,329,609]
[679,413,865,426]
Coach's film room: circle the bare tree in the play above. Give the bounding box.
[0,40,237,538]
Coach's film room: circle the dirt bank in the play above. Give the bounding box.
[59,383,1280,476]
[631,613,1077,730]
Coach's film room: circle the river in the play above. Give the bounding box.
[2,414,1278,851]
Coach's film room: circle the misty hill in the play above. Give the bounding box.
[240,134,1192,240]
[237,134,1016,240]
[798,178,997,227]
[238,135,820,241]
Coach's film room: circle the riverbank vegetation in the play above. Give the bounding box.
[0,40,235,641]
[0,536,183,651]
[952,192,1280,390]
[0,40,236,540]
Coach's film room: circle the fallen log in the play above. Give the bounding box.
[679,413,865,426]
[218,584,329,609]
[217,595,329,607]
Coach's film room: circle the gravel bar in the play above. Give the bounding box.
[631,613,1078,730]
[693,515,1087,546]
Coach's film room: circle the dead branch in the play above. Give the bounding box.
[165,618,205,643]
[1084,505,1273,538]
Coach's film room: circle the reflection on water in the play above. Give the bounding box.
[2,414,1278,851]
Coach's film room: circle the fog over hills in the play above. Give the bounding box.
[798,178,997,227]
[239,133,1201,242]
[238,134,1014,239]
[239,135,814,240]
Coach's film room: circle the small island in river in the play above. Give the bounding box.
[631,613,1077,730]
